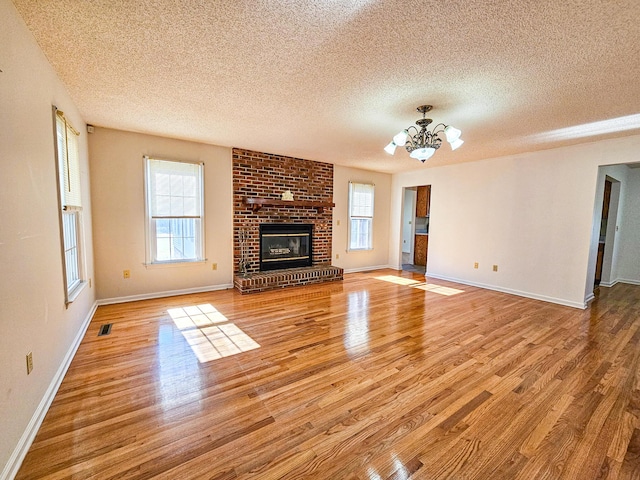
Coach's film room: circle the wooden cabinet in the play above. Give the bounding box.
[414,235,428,266]
[414,185,431,267]
[416,186,430,217]
[413,185,431,266]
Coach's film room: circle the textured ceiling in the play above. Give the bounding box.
[12,0,640,173]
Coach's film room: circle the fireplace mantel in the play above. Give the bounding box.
[244,197,335,213]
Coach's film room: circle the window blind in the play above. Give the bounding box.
[349,182,374,217]
[147,158,202,218]
[55,111,82,208]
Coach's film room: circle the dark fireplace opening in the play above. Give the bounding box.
[259,223,313,271]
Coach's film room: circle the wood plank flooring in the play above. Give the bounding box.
[16,270,640,479]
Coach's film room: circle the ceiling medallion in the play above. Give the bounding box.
[385,105,464,162]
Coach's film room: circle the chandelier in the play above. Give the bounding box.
[384,105,464,162]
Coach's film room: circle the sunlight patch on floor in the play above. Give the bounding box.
[373,275,421,286]
[410,283,465,296]
[373,275,463,296]
[168,304,260,363]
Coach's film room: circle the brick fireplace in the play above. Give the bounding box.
[232,148,343,293]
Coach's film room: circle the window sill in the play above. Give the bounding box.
[66,280,88,306]
[347,248,374,253]
[144,259,207,269]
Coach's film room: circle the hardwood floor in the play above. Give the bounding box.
[16,270,640,479]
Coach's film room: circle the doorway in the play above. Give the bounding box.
[595,176,621,288]
[401,185,430,274]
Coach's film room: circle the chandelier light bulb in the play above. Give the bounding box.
[450,138,464,150]
[384,141,397,155]
[444,125,462,143]
[393,130,409,146]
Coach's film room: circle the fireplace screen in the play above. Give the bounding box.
[259,224,313,271]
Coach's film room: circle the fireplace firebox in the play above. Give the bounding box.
[259,224,313,271]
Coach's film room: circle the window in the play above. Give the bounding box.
[145,157,204,264]
[54,108,84,302]
[348,182,374,251]
[62,212,80,289]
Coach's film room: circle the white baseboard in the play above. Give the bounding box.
[600,278,640,288]
[97,283,234,306]
[424,273,587,309]
[2,302,97,480]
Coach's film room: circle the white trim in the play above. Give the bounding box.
[424,273,588,309]
[143,259,207,269]
[96,283,233,306]
[342,264,394,274]
[2,301,97,480]
[600,278,640,288]
[66,280,88,304]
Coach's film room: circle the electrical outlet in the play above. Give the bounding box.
[474,262,479,269]
[336,219,341,226]
[123,269,130,279]
[26,352,33,375]
[211,263,217,270]
[336,253,340,259]
[493,265,498,272]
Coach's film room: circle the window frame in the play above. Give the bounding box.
[347,181,375,252]
[144,156,205,265]
[53,106,86,304]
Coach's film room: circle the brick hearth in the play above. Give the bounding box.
[233,266,343,294]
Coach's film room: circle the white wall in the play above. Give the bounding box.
[0,0,96,476]
[390,135,640,308]
[333,166,392,272]
[617,167,640,284]
[89,128,234,302]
